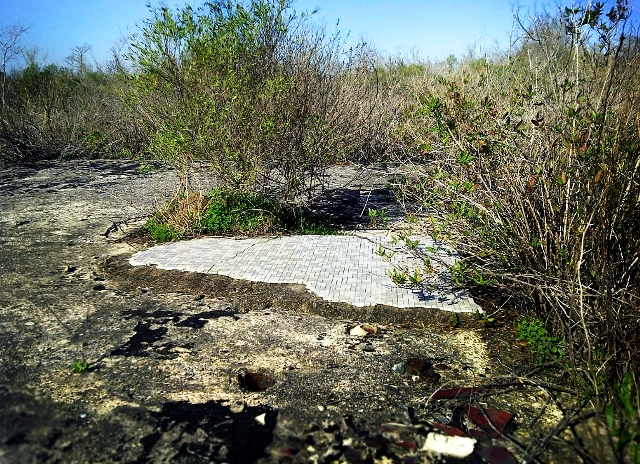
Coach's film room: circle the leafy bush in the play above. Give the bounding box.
[200,188,336,235]
[123,0,382,197]
[382,5,640,458]
[199,189,283,235]
[148,188,335,241]
[517,319,564,364]
[391,1,640,390]
[146,218,182,242]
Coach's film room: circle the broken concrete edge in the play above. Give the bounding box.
[102,253,479,328]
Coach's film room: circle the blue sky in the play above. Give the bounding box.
[1,0,637,68]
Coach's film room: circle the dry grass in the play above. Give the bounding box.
[151,191,209,237]
[382,4,640,460]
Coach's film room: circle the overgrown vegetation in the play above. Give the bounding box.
[388,2,640,460]
[122,0,383,197]
[2,0,639,460]
[147,188,336,241]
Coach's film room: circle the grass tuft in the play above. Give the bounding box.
[147,188,336,242]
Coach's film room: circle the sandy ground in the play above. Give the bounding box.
[0,159,578,463]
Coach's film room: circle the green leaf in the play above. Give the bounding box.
[605,402,616,430]
[618,371,637,417]
[616,430,633,451]
[631,442,640,464]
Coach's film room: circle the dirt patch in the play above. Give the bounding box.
[0,159,580,463]
[103,254,459,327]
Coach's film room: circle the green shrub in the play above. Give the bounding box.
[124,0,382,196]
[199,189,281,235]
[199,188,336,235]
[146,188,336,241]
[517,319,564,364]
[146,218,182,242]
[390,1,640,393]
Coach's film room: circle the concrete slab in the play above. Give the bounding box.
[130,231,482,313]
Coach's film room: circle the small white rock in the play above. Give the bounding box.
[255,413,266,426]
[422,433,475,458]
[349,325,368,337]
[392,362,405,374]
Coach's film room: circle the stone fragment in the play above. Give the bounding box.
[349,325,368,337]
[421,433,475,458]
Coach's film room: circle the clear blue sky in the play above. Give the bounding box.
[1,0,638,68]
